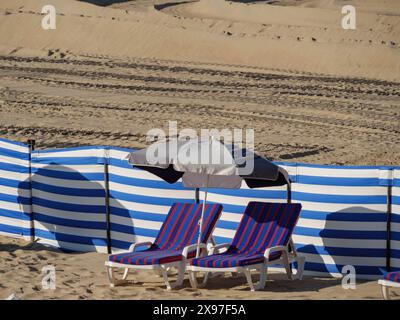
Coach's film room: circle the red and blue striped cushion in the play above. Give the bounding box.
[109,249,196,265]
[190,202,302,268]
[189,252,283,268]
[109,202,222,265]
[384,271,400,283]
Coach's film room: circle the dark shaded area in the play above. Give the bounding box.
[297,207,388,277]
[79,0,131,6]
[19,165,135,253]
[0,240,61,253]
[154,1,196,11]
[229,0,280,3]
[279,146,334,160]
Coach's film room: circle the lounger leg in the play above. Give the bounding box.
[172,262,185,288]
[122,268,130,280]
[106,266,128,287]
[156,267,172,277]
[188,270,209,289]
[243,269,255,292]
[255,264,268,291]
[295,256,305,280]
[160,266,173,290]
[106,266,115,287]
[282,252,292,280]
[189,271,199,289]
[202,272,210,286]
[381,285,391,300]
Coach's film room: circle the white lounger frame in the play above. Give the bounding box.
[105,242,207,290]
[187,239,306,291]
[378,279,400,300]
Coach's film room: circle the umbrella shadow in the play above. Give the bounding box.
[296,206,387,278]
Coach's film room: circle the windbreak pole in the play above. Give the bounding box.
[386,185,392,271]
[27,139,35,243]
[104,162,112,254]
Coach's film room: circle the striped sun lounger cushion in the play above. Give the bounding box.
[190,202,302,268]
[383,271,400,283]
[109,202,222,265]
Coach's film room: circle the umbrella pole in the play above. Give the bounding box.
[196,175,209,258]
[195,188,200,204]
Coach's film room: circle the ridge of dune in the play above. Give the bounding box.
[181,0,340,27]
[0,0,399,81]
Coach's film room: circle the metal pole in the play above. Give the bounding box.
[27,139,35,243]
[195,187,200,204]
[386,185,392,271]
[286,183,296,260]
[196,175,209,258]
[286,183,292,204]
[104,163,112,254]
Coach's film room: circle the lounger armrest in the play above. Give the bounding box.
[209,243,230,254]
[264,245,288,261]
[182,243,208,258]
[128,241,153,252]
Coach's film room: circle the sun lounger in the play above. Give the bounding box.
[378,270,400,300]
[187,201,305,291]
[105,202,222,290]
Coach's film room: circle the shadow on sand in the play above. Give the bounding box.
[79,0,131,6]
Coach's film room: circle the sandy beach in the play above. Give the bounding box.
[0,235,392,300]
[0,0,399,165]
[0,0,399,300]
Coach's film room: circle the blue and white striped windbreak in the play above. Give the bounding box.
[0,137,398,279]
[0,138,32,240]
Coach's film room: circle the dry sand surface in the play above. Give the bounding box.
[0,0,399,300]
[0,0,399,165]
[0,235,394,300]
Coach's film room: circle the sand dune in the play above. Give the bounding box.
[0,0,399,166]
[0,0,399,80]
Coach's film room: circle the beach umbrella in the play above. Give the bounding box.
[127,136,290,257]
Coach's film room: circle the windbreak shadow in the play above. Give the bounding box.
[20,164,135,254]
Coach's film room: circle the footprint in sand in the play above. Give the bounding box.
[63,279,80,285]
[189,291,201,297]
[27,266,39,272]
[37,254,48,261]
[32,285,40,292]
[145,287,157,291]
